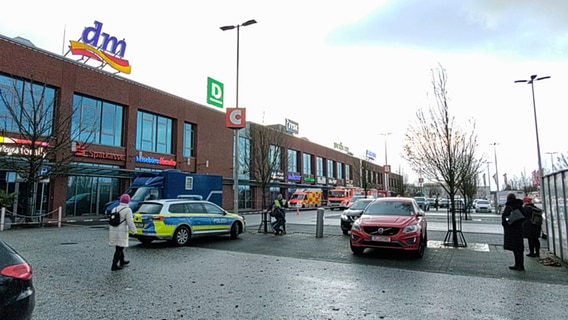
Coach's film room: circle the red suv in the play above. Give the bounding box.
[350,197,428,258]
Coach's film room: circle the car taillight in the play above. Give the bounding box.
[1,263,32,281]
[150,216,165,221]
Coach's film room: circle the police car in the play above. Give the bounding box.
[131,199,246,246]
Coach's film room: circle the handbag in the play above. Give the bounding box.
[507,208,525,225]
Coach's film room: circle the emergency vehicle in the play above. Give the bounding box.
[327,187,365,210]
[288,188,323,209]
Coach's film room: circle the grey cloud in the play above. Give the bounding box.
[328,0,568,59]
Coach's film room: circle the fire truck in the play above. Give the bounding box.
[288,188,323,209]
[327,187,365,210]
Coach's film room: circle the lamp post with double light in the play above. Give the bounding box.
[220,19,257,215]
[514,75,550,189]
[379,132,392,194]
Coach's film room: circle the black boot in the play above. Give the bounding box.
[112,258,123,271]
[120,251,130,266]
[112,247,123,271]
[509,251,525,271]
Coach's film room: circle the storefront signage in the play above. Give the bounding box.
[0,136,48,156]
[226,108,246,128]
[285,118,299,134]
[135,155,177,167]
[73,142,125,161]
[69,21,131,74]
[207,77,224,108]
[303,175,315,183]
[0,144,44,156]
[316,176,327,184]
[287,173,301,181]
[271,171,284,181]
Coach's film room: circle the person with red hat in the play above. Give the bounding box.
[522,196,543,258]
[108,194,137,271]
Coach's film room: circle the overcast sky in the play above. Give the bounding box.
[2,0,567,190]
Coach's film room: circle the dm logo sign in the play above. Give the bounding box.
[69,21,131,74]
[207,77,224,108]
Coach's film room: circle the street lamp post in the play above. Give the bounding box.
[514,75,550,188]
[220,19,257,215]
[545,151,558,172]
[379,132,391,193]
[490,143,500,210]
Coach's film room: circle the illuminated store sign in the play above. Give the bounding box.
[69,21,131,74]
[73,142,125,161]
[0,136,48,156]
[135,155,177,167]
[287,173,301,181]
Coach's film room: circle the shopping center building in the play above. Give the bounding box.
[0,34,402,219]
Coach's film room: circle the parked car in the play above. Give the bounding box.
[439,198,449,208]
[0,238,35,320]
[427,198,436,208]
[346,195,374,208]
[340,198,375,235]
[474,199,491,213]
[414,196,430,211]
[131,199,246,246]
[350,197,428,258]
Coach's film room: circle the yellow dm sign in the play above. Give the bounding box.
[69,21,131,74]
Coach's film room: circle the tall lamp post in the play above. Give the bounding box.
[379,132,391,193]
[220,19,257,215]
[514,75,550,203]
[545,151,558,172]
[490,143,500,210]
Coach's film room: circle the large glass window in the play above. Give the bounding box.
[345,164,351,180]
[287,149,298,172]
[327,160,335,178]
[303,153,312,175]
[337,162,343,179]
[316,157,324,176]
[0,74,56,135]
[136,111,173,153]
[270,145,281,170]
[183,122,195,157]
[72,94,123,146]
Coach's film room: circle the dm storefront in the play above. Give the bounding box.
[0,33,402,219]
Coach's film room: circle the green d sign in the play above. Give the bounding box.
[207,77,224,108]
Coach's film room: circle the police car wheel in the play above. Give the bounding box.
[230,223,239,239]
[173,226,191,246]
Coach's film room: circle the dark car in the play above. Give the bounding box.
[340,198,375,235]
[350,197,428,258]
[0,238,35,320]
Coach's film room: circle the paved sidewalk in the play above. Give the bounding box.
[192,222,568,285]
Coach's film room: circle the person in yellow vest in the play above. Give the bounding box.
[272,194,288,235]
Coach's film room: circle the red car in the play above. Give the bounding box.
[350,197,428,258]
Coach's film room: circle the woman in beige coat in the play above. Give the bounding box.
[109,194,137,271]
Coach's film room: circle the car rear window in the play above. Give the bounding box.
[365,201,414,215]
[137,203,163,214]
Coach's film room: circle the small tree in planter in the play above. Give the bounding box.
[0,190,16,210]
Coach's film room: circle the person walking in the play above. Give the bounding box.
[109,194,137,271]
[501,193,525,271]
[522,197,543,258]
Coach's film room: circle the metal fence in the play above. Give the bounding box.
[543,169,568,263]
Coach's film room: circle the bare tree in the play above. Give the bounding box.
[243,122,291,233]
[0,77,89,217]
[403,66,483,247]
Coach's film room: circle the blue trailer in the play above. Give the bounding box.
[104,170,223,214]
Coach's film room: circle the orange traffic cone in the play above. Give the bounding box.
[296,207,300,216]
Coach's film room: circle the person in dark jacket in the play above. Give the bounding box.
[522,197,543,258]
[501,193,525,271]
